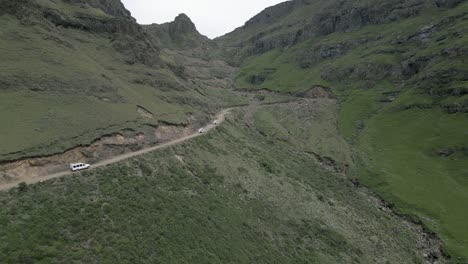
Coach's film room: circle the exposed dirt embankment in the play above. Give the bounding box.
[0,123,196,185]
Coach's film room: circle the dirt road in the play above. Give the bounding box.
[0,108,232,191]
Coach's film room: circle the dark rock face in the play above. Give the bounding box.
[63,0,132,19]
[167,13,209,47]
[434,0,465,7]
[169,14,198,38]
[311,0,430,35]
[1,0,132,20]
[219,0,466,57]
[0,0,37,19]
[296,39,368,68]
[401,56,432,78]
[43,9,116,32]
[144,13,211,49]
[405,24,440,45]
[143,14,236,91]
[36,0,163,67]
[242,1,299,28]
[246,68,276,85]
[2,0,162,68]
[442,101,468,113]
[441,47,468,58]
[417,68,468,92]
[249,75,267,85]
[221,0,467,114]
[434,147,468,157]
[321,63,402,84]
[40,2,140,35]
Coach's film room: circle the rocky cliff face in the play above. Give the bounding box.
[168,13,200,41]
[218,0,465,58]
[0,0,36,18]
[144,13,211,49]
[2,0,162,66]
[144,14,236,90]
[225,0,467,110]
[64,0,132,18]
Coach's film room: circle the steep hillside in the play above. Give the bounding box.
[0,101,443,263]
[0,0,239,162]
[144,14,237,91]
[0,0,464,262]
[218,0,464,61]
[220,0,468,260]
[144,13,211,49]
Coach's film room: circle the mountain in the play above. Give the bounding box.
[144,13,211,48]
[218,0,464,59]
[0,0,466,262]
[0,0,239,161]
[143,13,236,91]
[219,0,468,260]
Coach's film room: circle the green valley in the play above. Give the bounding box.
[0,101,440,263]
[0,0,467,262]
[222,0,468,260]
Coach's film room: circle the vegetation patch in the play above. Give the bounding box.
[0,104,433,263]
[230,1,468,260]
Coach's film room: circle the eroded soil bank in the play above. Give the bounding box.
[0,122,197,185]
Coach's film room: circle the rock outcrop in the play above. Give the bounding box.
[144,13,211,49]
[64,0,132,18]
[218,0,465,58]
[3,0,163,67]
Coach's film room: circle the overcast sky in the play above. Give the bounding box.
[120,0,287,39]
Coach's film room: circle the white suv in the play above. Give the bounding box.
[70,163,91,172]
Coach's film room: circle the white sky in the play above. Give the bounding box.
[121,0,287,39]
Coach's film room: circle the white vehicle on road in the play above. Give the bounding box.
[198,128,205,134]
[70,163,91,172]
[213,120,219,125]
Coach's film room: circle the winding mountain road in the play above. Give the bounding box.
[0,108,233,191]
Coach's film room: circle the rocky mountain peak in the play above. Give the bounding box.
[169,13,198,36]
[144,13,211,49]
[174,13,192,22]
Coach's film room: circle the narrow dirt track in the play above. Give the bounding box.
[0,108,232,191]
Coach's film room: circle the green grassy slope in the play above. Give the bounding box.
[0,0,241,161]
[0,0,463,261]
[0,104,429,263]
[225,0,468,260]
[356,106,468,258]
